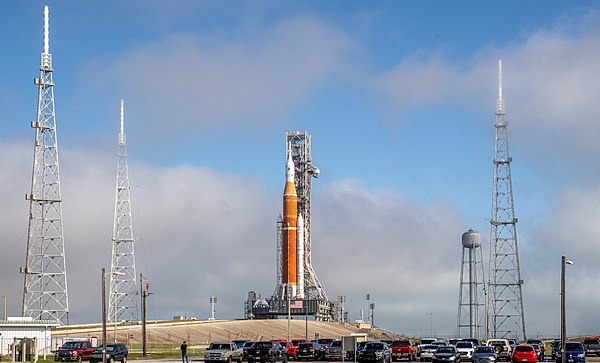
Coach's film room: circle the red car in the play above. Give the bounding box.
[512,344,537,363]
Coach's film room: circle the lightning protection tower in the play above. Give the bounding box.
[22,5,69,324]
[109,99,138,322]
[457,229,487,339]
[488,60,526,341]
[286,131,327,301]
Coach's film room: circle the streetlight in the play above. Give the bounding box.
[561,256,573,363]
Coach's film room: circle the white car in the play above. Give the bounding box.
[485,339,511,361]
[455,341,475,360]
[420,345,439,361]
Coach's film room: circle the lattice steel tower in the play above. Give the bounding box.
[109,99,138,322]
[286,131,328,300]
[22,5,69,324]
[488,60,526,341]
[457,229,487,339]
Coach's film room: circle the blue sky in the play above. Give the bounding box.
[1,0,600,338]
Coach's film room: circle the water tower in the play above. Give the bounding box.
[457,229,487,339]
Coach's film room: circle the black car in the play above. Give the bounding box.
[89,344,128,363]
[297,342,325,361]
[432,346,461,363]
[247,341,287,363]
[242,341,256,361]
[348,341,369,361]
[357,342,392,363]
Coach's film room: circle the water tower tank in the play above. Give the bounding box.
[462,229,481,249]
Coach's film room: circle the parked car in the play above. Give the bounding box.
[204,342,244,363]
[512,344,537,363]
[582,338,600,357]
[551,340,561,361]
[433,342,449,347]
[247,341,287,363]
[419,339,439,357]
[325,341,344,361]
[472,346,497,363]
[486,339,512,361]
[288,340,309,360]
[348,341,369,361]
[455,341,475,361]
[420,345,440,362]
[357,341,392,363]
[297,341,325,361]
[555,342,585,363]
[432,346,461,363]
[241,341,256,361]
[89,344,128,363]
[526,341,544,360]
[54,340,96,363]
[390,340,416,361]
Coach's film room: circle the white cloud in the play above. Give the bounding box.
[75,16,356,141]
[373,9,600,164]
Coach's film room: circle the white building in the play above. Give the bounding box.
[0,317,59,356]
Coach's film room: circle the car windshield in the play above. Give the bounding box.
[298,343,312,348]
[456,342,472,348]
[515,346,533,352]
[423,345,437,350]
[94,346,115,352]
[330,341,342,347]
[566,343,583,351]
[243,342,255,348]
[365,343,384,350]
[392,341,410,347]
[62,342,83,349]
[209,343,231,350]
[475,347,494,353]
[437,347,455,353]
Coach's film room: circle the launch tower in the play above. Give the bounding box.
[258,131,334,321]
[285,131,327,300]
[488,60,526,340]
[109,99,138,322]
[22,5,70,324]
[457,229,486,339]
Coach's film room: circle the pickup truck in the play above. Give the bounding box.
[246,341,287,363]
[391,340,416,361]
[204,342,244,363]
[582,337,600,356]
[54,340,96,362]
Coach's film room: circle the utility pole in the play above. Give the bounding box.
[140,274,151,357]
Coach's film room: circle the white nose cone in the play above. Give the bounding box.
[286,153,295,182]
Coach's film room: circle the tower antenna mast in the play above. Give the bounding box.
[22,4,70,324]
[488,60,526,341]
[109,99,139,323]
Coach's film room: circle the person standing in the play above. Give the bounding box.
[181,341,189,363]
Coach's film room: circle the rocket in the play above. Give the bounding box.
[278,152,305,299]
